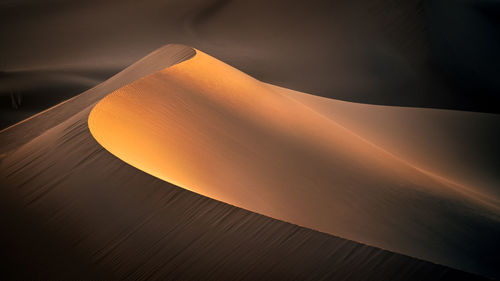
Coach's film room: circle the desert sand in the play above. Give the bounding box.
[88,49,500,278]
[0,45,490,280]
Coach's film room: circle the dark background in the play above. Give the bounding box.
[1,0,499,128]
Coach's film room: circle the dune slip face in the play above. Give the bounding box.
[89,49,500,278]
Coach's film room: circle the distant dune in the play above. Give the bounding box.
[89,49,500,278]
[0,45,490,280]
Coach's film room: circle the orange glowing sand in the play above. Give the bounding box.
[89,50,500,272]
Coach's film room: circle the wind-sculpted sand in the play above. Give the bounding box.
[89,50,500,278]
[0,45,496,280]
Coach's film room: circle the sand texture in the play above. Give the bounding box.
[88,49,500,278]
[0,45,492,280]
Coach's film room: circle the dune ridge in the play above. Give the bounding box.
[89,49,500,278]
[0,44,494,280]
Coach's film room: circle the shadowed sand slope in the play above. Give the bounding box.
[0,45,489,280]
[280,87,500,201]
[89,50,500,278]
[0,44,195,156]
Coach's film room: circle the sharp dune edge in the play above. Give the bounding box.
[0,45,497,280]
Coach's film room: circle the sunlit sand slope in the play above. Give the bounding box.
[89,50,500,278]
[1,45,484,280]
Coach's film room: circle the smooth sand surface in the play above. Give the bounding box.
[0,45,486,280]
[280,86,500,202]
[89,50,500,278]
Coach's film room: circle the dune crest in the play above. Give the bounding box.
[88,49,500,277]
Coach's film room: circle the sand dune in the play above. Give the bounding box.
[0,45,488,280]
[89,49,500,278]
